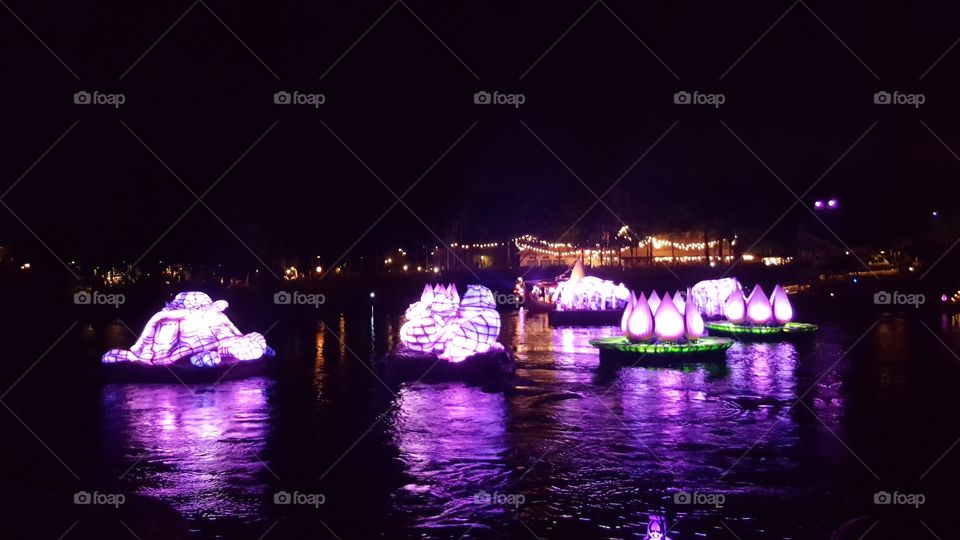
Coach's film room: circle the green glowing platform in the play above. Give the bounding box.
[589,336,733,364]
[704,321,819,341]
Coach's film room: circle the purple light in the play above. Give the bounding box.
[724,288,746,323]
[553,275,630,311]
[770,285,794,324]
[684,294,705,340]
[654,293,685,341]
[827,198,838,208]
[102,291,270,367]
[746,284,773,324]
[625,292,654,341]
[672,290,686,314]
[621,291,636,333]
[814,200,824,209]
[644,515,671,540]
[691,278,742,318]
[399,284,501,362]
[647,290,662,314]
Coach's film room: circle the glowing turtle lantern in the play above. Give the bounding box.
[389,284,515,380]
[706,283,818,340]
[101,291,275,382]
[591,289,733,362]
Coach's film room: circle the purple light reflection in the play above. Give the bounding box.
[103,379,272,520]
[390,384,509,532]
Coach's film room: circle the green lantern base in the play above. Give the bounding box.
[704,321,819,341]
[589,336,733,364]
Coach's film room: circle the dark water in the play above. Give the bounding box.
[2,306,959,539]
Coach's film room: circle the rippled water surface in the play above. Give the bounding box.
[6,309,960,539]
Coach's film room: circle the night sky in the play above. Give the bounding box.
[2,1,959,270]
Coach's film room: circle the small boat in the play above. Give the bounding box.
[516,278,558,313]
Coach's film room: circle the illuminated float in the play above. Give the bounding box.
[101,291,275,382]
[543,258,631,326]
[690,277,742,319]
[591,289,733,363]
[386,283,515,381]
[705,284,818,340]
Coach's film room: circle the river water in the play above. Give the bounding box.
[3,307,958,539]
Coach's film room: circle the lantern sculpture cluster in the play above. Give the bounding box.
[690,277,742,318]
[620,290,705,342]
[102,291,273,367]
[548,257,630,311]
[706,284,818,338]
[399,284,502,362]
[722,284,793,325]
[553,276,631,311]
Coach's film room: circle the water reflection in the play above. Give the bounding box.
[102,379,272,520]
[390,383,509,535]
[85,308,885,538]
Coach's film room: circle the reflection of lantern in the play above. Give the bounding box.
[725,289,746,323]
[684,296,705,340]
[621,292,636,333]
[746,284,773,324]
[654,294,684,341]
[648,290,661,314]
[626,292,654,342]
[770,285,793,324]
